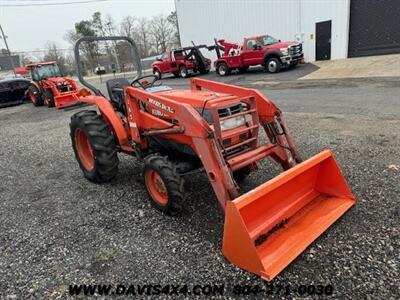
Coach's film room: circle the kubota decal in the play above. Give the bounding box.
[148,98,175,114]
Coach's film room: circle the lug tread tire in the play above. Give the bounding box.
[143,155,185,216]
[70,110,119,183]
[29,86,44,106]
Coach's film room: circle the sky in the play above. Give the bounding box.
[0,0,175,52]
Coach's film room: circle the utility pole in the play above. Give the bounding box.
[0,24,16,76]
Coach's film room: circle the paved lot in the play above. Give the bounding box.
[0,68,399,299]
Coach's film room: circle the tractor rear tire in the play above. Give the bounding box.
[217,62,230,76]
[70,110,119,183]
[143,155,185,216]
[46,90,55,108]
[233,166,251,183]
[179,65,188,78]
[28,86,44,106]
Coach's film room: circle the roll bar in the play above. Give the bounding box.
[74,36,142,96]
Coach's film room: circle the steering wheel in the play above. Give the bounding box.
[131,75,159,89]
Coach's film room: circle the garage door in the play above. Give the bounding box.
[348,0,400,57]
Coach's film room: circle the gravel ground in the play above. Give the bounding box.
[0,78,399,299]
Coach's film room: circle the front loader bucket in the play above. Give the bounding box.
[54,92,79,109]
[222,149,355,281]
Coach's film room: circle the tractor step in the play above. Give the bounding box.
[222,149,356,281]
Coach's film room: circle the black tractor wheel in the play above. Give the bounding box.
[143,155,185,216]
[46,90,55,108]
[153,68,161,79]
[179,65,188,78]
[217,62,230,76]
[233,166,251,183]
[70,110,119,183]
[28,85,44,106]
[265,57,281,73]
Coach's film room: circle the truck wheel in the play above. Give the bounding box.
[46,90,55,108]
[28,86,44,106]
[153,68,161,79]
[143,155,185,216]
[70,110,119,183]
[265,57,281,73]
[217,62,230,76]
[179,65,188,78]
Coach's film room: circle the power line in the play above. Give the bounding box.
[0,0,110,7]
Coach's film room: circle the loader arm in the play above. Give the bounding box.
[191,78,302,163]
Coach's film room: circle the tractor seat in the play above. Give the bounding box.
[106,78,130,112]
[106,78,129,102]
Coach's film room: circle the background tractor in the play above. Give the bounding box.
[26,61,87,108]
[71,36,355,281]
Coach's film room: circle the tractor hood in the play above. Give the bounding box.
[46,77,69,84]
[156,89,240,109]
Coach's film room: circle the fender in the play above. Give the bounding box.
[214,58,228,67]
[30,80,41,91]
[263,51,283,62]
[43,80,60,97]
[79,95,129,148]
[152,66,161,73]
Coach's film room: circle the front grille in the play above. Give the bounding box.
[59,85,69,93]
[218,103,246,118]
[222,138,232,147]
[289,44,302,56]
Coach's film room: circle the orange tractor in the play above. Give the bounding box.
[71,37,356,281]
[26,61,86,108]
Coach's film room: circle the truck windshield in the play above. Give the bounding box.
[260,35,279,46]
[33,64,62,80]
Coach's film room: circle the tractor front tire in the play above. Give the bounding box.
[46,90,55,108]
[70,110,119,183]
[28,86,44,106]
[143,155,185,216]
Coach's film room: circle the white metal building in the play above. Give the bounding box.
[175,0,400,62]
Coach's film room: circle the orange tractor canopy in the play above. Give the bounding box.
[25,61,86,108]
[71,36,356,281]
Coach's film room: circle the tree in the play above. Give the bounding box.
[149,15,173,54]
[43,42,70,75]
[119,17,151,58]
[167,11,181,48]
[120,16,136,39]
[64,20,98,72]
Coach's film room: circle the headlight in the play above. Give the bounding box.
[220,115,246,131]
[280,48,288,55]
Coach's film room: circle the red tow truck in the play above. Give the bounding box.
[152,45,211,79]
[213,34,304,76]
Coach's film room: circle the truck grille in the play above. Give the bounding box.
[289,44,302,56]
